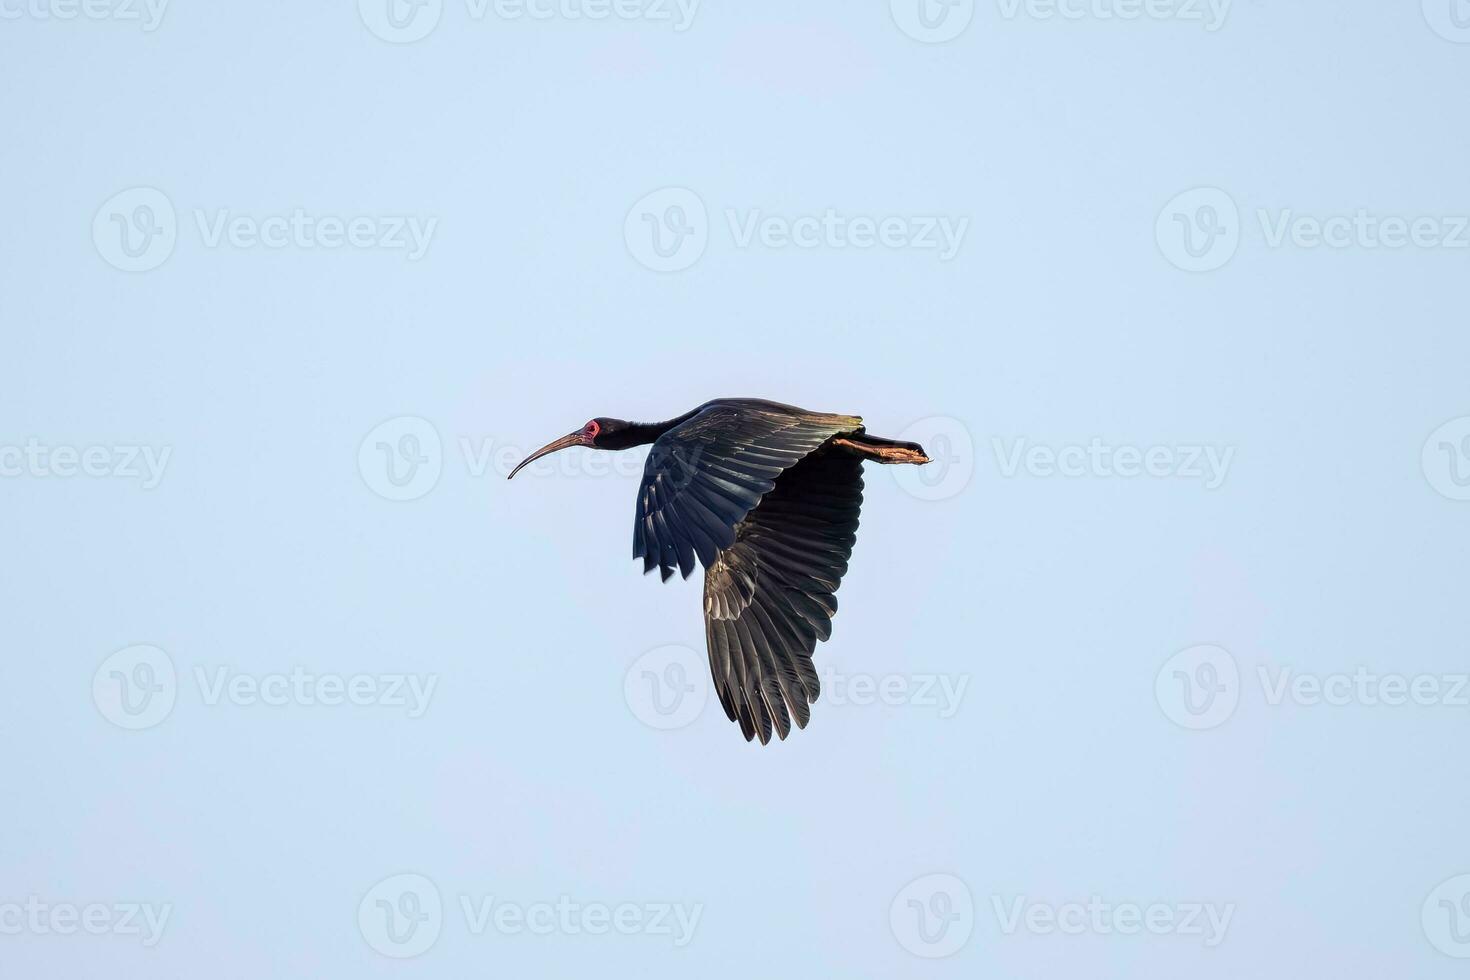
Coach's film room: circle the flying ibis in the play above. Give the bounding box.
[508,398,930,744]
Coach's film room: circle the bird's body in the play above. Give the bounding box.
[510,398,929,744]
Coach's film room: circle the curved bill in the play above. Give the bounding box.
[507,431,587,480]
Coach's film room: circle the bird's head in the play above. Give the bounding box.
[507,417,634,479]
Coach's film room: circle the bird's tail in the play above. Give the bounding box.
[830,432,930,465]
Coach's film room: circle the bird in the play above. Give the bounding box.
[508,398,930,744]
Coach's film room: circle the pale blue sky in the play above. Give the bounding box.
[4,2,1470,977]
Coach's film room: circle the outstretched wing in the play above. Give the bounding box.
[633,401,861,581]
[703,448,864,744]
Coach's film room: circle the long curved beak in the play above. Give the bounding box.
[507,431,588,480]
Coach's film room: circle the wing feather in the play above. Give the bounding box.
[702,448,864,744]
[634,401,862,581]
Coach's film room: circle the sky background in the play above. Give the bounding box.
[4,1,1470,976]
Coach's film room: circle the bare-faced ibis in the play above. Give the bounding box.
[509,398,930,743]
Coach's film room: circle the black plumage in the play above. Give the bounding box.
[509,398,930,744]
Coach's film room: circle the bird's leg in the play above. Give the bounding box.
[830,434,931,465]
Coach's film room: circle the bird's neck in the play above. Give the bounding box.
[612,410,699,449]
